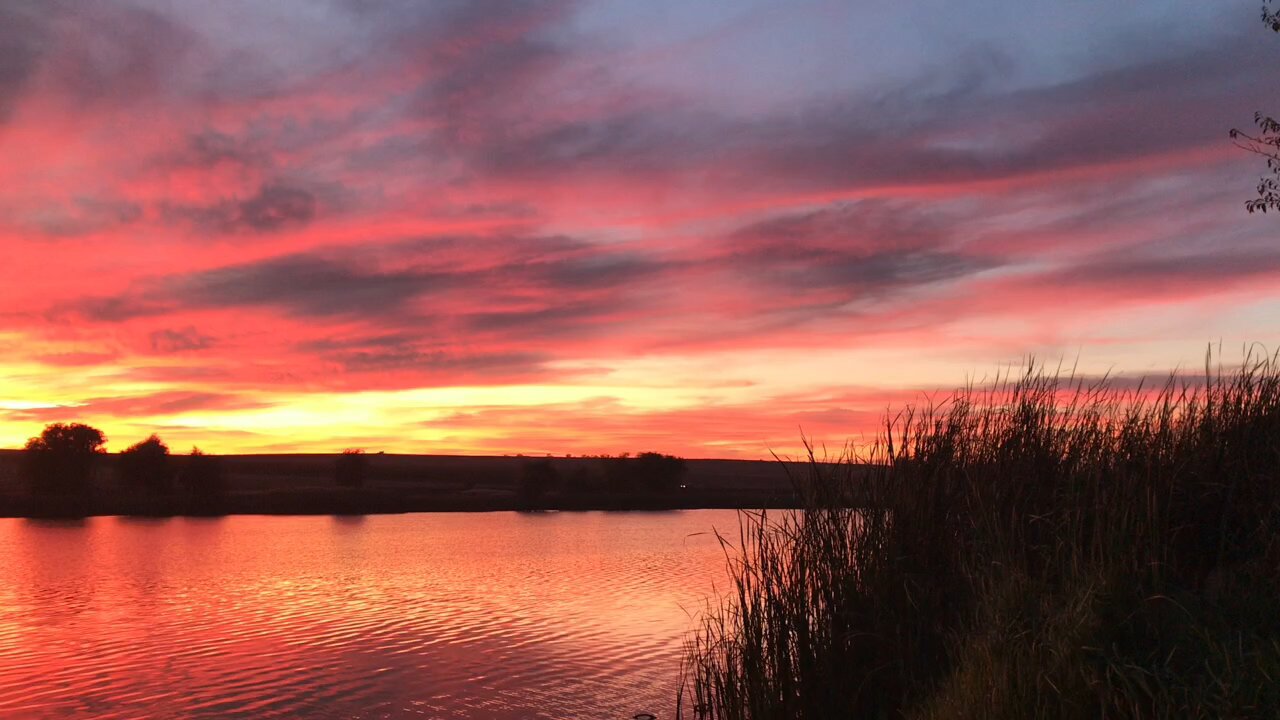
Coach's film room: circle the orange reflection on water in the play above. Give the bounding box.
[0,511,734,719]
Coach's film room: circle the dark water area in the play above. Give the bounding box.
[0,511,738,718]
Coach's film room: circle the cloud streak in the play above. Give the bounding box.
[1,1,1276,456]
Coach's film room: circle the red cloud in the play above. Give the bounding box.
[0,2,1275,456]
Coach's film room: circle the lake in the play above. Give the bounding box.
[0,510,742,719]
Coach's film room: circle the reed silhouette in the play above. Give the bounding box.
[682,352,1280,719]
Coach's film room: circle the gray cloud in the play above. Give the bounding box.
[297,332,422,354]
[296,331,550,378]
[729,201,948,256]
[333,348,548,375]
[163,182,318,234]
[20,1,1267,232]
[471,111,678,178]
[1054,249,1280,288]
[49,230,664,371]
[812,250,993,290]
[171,254,443,317]
[462,304,610,337]
[0,2,53,121]
[720,200,998,304]
[41,2,198,109]
[1,390,267,423]
[71,296,171,323]
[14,196,143,238]
[537,252,667,290]
[56,208,1002,351]
[149,327,215,353]
[170,130,271,171]
[56,255,432,322]
[236,184,317,231]
[416,15,1273,196]
[749,31,1272,192]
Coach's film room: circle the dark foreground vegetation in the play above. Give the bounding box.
[682,354,1280,719]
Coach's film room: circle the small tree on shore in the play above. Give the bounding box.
[21,423,106,495]
[119,434,172,494]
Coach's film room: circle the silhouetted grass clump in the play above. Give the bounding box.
[682,352,1280,719]
[335,448,368,488]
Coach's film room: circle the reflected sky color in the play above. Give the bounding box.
[1,1,1277,457]
[0,511,734,718]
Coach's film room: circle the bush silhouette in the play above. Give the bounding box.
[633,452,686,493]
[518,459,559,508]
[335,449,368,488]
[182,447,226,514]
[118,434,173,494]
[601,452,686,494]
[21,423,106,495]
[564,465,597,494]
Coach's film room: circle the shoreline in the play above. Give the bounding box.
[0,488,807,519]
[0,451,831,519]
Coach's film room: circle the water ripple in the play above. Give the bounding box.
[0,511,736,719]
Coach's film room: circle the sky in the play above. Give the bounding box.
[1,0,1277,458]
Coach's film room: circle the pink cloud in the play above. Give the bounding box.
[0,2,1276,456]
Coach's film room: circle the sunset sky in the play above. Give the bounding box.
[1,0,1277,458]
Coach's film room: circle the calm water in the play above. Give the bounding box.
[0,511,741,719]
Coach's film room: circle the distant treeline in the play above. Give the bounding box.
[13,423,689,516]
[516,452,688,509]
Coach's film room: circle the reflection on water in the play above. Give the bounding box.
[0,511,736,719]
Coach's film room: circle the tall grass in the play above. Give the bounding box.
[681,351,1280,719]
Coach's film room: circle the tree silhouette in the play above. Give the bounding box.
[1231,1,1280,212]
[119,434,173,494]
[335,448,368,488]
[21,423,106,495]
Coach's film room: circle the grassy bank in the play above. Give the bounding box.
[681,353,1280,719]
